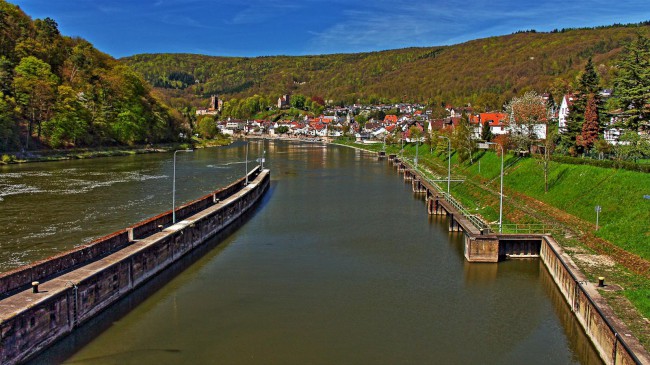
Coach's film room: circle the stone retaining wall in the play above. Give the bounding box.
[540,236,648,365]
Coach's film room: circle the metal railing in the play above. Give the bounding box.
[497,223,563,235]
[401,158,489,232]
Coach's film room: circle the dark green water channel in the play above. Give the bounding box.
[3,141,601,364]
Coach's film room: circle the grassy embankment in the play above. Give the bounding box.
[335,139,650,347]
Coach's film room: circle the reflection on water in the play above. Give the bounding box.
[10,141,601,364]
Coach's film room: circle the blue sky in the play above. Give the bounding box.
[11,0,650,58]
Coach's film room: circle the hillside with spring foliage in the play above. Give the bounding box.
[123,23,650,110]
[0,0,185,153]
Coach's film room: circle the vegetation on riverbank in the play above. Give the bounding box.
[0,0,187,153]
[334,139,650,347]
[0,134,231,165]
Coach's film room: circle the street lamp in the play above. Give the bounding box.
[478,142,504,233]
[415,136,419,168]
[438,135,451,194]
[245,141,249,185]
[172,149,193,224]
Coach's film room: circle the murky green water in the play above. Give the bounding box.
[3,141,601,364]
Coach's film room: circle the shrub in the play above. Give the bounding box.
[1,154,15,164]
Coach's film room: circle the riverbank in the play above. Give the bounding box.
[0,137,232,165]
[332,139,650,352]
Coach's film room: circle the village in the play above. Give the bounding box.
[196,91,642,151]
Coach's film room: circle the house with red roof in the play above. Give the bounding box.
[429,117,462,132]
[384,115,398,124]
[469,112,508,139]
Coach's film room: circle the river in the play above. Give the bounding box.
[1,141,601,364]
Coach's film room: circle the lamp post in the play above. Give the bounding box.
[415,138,419,168]
[478,142,504,233]
[172,149,193,224]
[245,141,249,185]
[438,135,451,194]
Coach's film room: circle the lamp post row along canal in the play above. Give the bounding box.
[172,149,194,224]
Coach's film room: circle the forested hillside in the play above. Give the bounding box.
[124,24,650,110]
[0,0,184,153]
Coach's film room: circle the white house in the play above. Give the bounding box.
[558,94,575,132]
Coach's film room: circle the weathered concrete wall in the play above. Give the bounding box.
[540,236,649,365]
[0,168,262,298]
[0,168,270,365]
[464,235,499,262]
[0,231,130,298]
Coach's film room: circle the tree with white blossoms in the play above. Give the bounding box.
[504,91,548,153]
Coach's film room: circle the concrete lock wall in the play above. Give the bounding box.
[394,158,648,364]
[0,168,270,365]
[0,168,263,298]
[540,236,648,365]
[464,236,499,262]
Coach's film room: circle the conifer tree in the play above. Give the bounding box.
[577,94,599,151]
[563,58,601,153]
[613,35,650,131]
[480,120,493,141]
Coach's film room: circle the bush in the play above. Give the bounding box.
[1,154,15,164]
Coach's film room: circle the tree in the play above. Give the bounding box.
[196,116,217,138]
[577,94,599,151]
[290,94,306,109]
[613,34,650,131]
[452,114,474,163]
[408,124,423,142]
[64,41,94,84]
[13,56,58,149]
[43,85,88,147]
[594,139,611,159]
[275,125,289,135]
[480,120,493,141]
[615,131,650,162]
[579,58,600,95]
[539,126,557,193]
[0,92,18,150]
[504,91,547,152]
[563,58,602,153]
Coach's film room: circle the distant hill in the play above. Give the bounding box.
[0,0,184,152]
[122,24,650,111]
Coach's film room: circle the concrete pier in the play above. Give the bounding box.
[0,167,271,365]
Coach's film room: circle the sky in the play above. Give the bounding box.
[10,0,650,59]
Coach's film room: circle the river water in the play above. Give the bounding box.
[2,141,601,364]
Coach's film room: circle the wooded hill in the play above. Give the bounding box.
[123,23,650,111]
[0,0,185,153]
